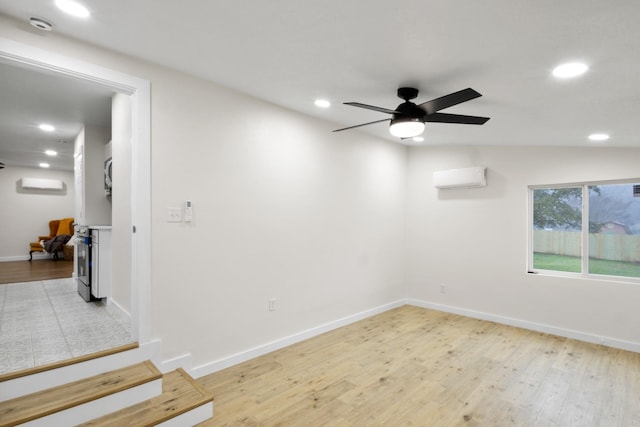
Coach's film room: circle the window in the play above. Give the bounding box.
[530,180,640,280]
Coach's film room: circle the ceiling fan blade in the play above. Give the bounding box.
[344,102,399,115]
[425,112,490,125]
[333,118,391,132]
[418,88,482,115]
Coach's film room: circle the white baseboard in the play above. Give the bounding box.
[190,299,407,378]
[409,299,640,354]
[157,353,192,374]
[105,297,132,328]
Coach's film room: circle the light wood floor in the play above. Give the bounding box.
[197,305,640,427]
[0,259,72,284]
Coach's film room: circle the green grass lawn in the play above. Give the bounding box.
[533,252,640,278]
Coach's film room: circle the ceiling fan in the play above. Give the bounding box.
[333,87,490,138]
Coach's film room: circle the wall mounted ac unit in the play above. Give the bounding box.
[433,166,486,189]
[20,177,64,191]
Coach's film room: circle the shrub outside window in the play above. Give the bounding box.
[530,181,640,280]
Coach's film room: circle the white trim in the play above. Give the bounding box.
[527,269,640,285]
[157,353,192,374]
[409,299,640,353]
[529,177,640,190]
[0,37,152,345]
[130,77,152,343]
[105,296,132,327]
[190,300,407,378]
[526,185,534,273]
[581,185,589,274]
[0,38,140,94]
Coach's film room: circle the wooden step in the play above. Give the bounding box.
[0,361,162,427]
[1,342,154,403]
[0,343,139,384]
[79,368,214,426]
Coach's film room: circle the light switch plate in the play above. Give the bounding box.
[167,207,182,222]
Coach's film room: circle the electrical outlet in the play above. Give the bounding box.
[440,283,447,294]
[269,298,277,312]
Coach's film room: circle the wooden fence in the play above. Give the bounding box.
[533,230,640,262]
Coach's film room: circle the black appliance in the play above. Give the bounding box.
[76,226,95,302]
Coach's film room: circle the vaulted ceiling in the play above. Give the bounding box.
[1,1,639,170]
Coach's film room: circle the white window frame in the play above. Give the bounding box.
[528,178,640,284]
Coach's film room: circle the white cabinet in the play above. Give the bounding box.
[91,227,112,299]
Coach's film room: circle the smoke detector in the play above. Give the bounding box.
[30,17,53,31]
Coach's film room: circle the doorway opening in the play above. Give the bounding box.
[0,37,151,375]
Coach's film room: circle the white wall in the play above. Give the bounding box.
[4,15,639,373]
[74,124,111,226]
[406,145,640,347]
[84,125,112,225]
[149,70,408,366]
[111,92,132,314]
[73,128,85,225]
[0,16,408,368]
[0,165,74,260]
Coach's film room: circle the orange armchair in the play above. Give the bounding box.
[29,218,74,261]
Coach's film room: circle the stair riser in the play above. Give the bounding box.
[19,379,161,427]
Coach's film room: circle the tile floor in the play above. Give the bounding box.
[0,278,131,374]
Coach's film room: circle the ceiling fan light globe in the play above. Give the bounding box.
[389,118,425,138]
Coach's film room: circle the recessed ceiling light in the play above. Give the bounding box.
[45,150,58,156]
[588,133,610,141]
[39,123,55,132]
[552,62,588,78]
[55,0,90,18]
[39,162,50,168]
[314,99,331,108]
[412,136,424,142]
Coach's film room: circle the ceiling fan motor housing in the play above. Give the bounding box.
[395,88,426,120]
[394,101,426,120]
[397,87,419,101]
